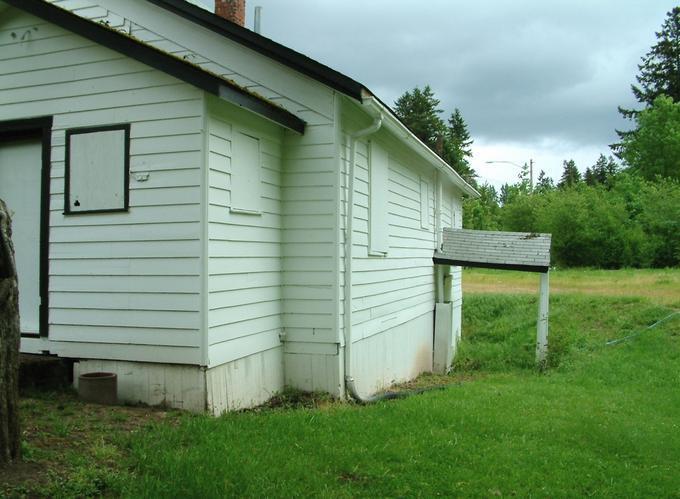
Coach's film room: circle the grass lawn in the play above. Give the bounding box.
[2,268,679,497]
[463,267,680,306]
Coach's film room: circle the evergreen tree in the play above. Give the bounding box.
[499,182,525,205]
[518,162,532,193]
[534,170,555,193]
[586,154,619,186]
[627,7,680,113]
[393,85,445,151]
[443,108,477,184]
[584,167,596,186]
[557,159,581,189]
[394,86,477,184]
[615,7,680,152]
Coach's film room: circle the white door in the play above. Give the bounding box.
[0,139,42,335]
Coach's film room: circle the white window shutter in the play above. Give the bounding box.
[369,140,389,254]
[231,131,261,214]
[68,127,128,213]
[420,177,431,229]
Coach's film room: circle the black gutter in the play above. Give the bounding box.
[147,0,365,101]
[4,0,305,134]
[432,256,549,274]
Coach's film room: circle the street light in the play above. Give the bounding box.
[485,159,534,191]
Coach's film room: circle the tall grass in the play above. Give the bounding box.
[456,293,674,371]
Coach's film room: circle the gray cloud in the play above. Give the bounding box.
[198,0,675,154]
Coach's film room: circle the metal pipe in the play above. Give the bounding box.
[254,6,262,34]
[344,105,382,403]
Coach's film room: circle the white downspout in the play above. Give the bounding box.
[435,170,445,303]
[435,170,443,251]
[344,105,382,402]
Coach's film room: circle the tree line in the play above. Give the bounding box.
[394,7,679,269]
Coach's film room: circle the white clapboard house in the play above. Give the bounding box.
[0,0,478,413]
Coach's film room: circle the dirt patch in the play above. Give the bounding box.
[0,461,46,493]
[250,387,338,411]
[389,371,482,392]
[0,390,178,497]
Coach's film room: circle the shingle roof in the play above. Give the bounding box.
[434,228,552,272]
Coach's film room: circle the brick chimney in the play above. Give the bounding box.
[215,0,245,27]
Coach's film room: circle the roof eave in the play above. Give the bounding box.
[3,0,305,134]
[432,253,549,273]
[147,0,365,101]
[147,0,480,193]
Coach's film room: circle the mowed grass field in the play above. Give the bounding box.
[464,267,680,306]
[2,268,679,497]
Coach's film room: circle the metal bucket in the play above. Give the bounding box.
[78,372,117,405]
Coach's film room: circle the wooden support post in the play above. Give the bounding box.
[536,271,549,366]
[443,266,452,303]
[435,265,444,304]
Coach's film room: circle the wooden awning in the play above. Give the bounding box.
[433,228,551,273]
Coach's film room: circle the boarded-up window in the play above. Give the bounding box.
[451,198,461,229]
[230,131,261,214]
[369,140,389,254]
[420,177,431,229]
[65,124,130,213]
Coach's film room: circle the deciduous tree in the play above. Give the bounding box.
[463,183,500,230]
[620,95,680,180]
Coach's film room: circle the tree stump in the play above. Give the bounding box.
[0,198,21,465]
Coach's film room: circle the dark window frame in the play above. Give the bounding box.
[64,123,131,215]
[0,116,53,338]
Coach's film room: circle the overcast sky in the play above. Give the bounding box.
[197,0,675,188]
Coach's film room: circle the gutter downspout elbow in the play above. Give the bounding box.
[344,107,382,403]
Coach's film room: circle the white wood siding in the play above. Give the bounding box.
[206,99,285,369]
[48,0,336,120]
[5,1,470,397]
[341,104,467,393]
[348,134,438,342]
[281,96,342,396]
[206,347,284,415]
[46,0,343,391]
[444,184,463,343]
[2,10,204,364]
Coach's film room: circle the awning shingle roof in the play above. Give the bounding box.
[434,228,552,273]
